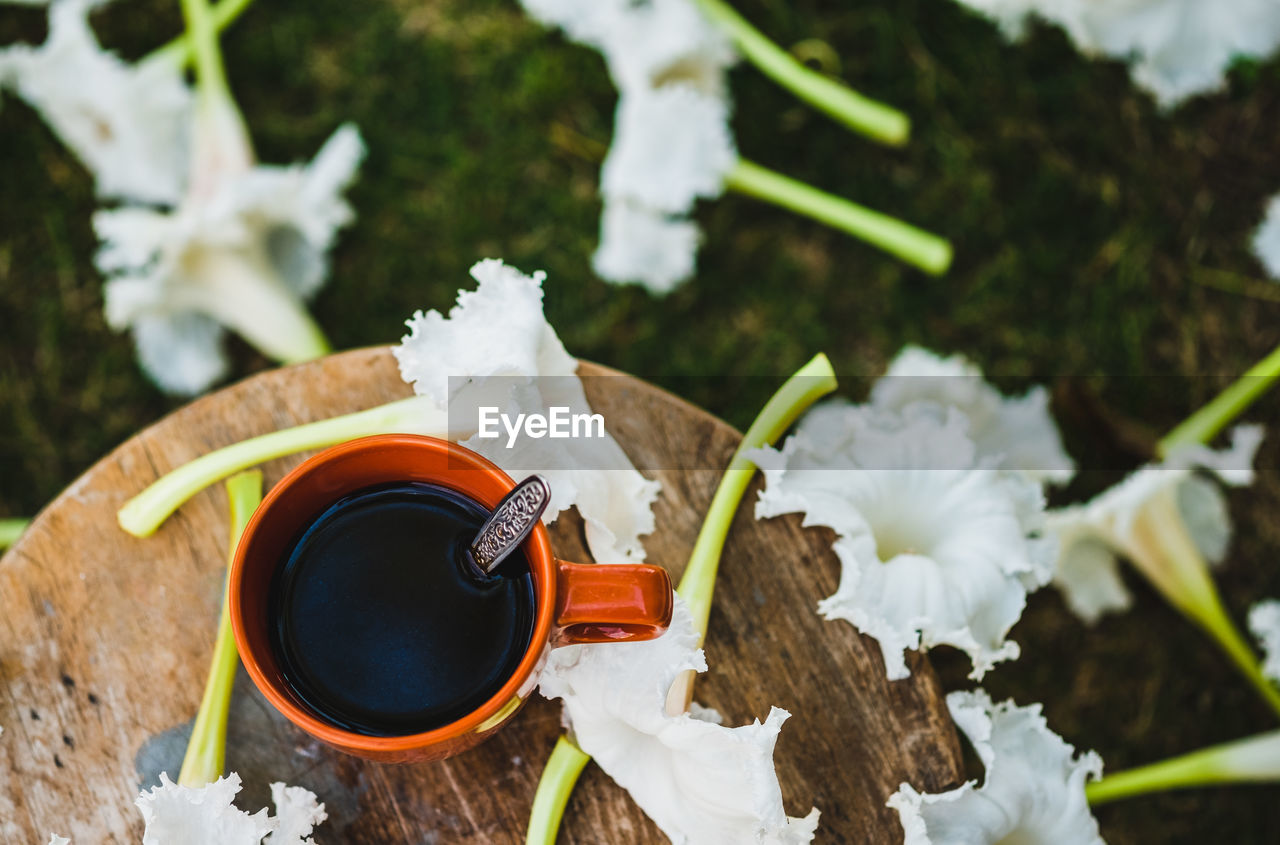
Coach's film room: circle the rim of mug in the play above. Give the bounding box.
[228,433,556,753]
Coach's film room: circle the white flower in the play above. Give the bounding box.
[1249,600,1280,684]
[1048,425,1263,623]
[869,345,1075,484]
[1184,730,1280,780]
[521,0,734,94]
[394,259,575,406]
[750,403,1053,680]
[519,0,614,47]
[518,0,738,292]
[601,84,736,215]
[262,782,328,845]
[592,200,701,294]
[539,595,820,844]
[135,773,325,845]
[1253,194,1280,280]
[93,118,365,394]
[0,0,192,204]
[592,82,735,292]
[889,689,1104,845]
[47,837,69,845]
[955,0,1280,107]
[126,312,232,399]
[394,258,661,564]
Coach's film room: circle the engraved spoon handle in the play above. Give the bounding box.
[471,475,551,574]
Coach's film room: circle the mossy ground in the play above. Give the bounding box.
[3,0,1280,840]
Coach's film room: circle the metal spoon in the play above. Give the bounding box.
[470,474,551,574]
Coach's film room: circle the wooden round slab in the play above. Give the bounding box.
[0,348,962,843]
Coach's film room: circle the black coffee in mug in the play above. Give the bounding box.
[267,481,536,736]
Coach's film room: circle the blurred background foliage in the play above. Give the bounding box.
[3,0,1280,840]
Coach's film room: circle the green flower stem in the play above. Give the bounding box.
[1086,730,1280,806]
[177,471,262,787]
[1194,596,1280,720]
[525,736,592,845]
[145,0,255,70]
[690,0,909,146]
[677,352,838,640]
[524,353,837,845]
[726,159,952,276]
[0,518,29,549]
[1158,341,1280,456]
[178,0,233,105]
[1136,490,1280,720]
[118,396,444,538]
[169,0,333,361]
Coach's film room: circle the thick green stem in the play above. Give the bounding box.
[690,0,908,146]
[678,352,838,639]
[525,737,592,845]
[666,353,838,714]
[178,471,262,787]
[0,518,29,549]
[1159,341,1280,456]
[524,354,837,845]
[145,0,256,70]
[167,0,323,363]
[1087,730,1280,805]
[1135,491,1280,720]
[178,0,234,105]
[726,160,952,276]
[118,396,444,538]
[1194,597,1280,720]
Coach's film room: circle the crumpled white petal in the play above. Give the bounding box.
[954,0,1280,107]
[518,0,738,293]
[869,345,1075,484]
[592,200,701,294]
[888,690,1103,845]
[394,258,660,564]
[135,773,325,845]
[395,258,576,404]
[592,82,734,292]
[0,0,192,204]
[215,123,365,300]
[1254,195,1280,280]
[539,596,819,844]
[129,312,230,397]
[750,403,1053,680]
[601,84,736,215]
[521,0,734,93]
[137,775,271,845]
[1249,600,1280,685]
[93,123,364,394]
[1048,425,1262,623]
[1051,537,1133,624]
[263,782,328,845]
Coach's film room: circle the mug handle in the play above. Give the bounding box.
[552,560,674,646]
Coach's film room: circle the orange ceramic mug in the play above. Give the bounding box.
[229,433,673,763]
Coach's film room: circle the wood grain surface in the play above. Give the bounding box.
[0,348,963,843]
